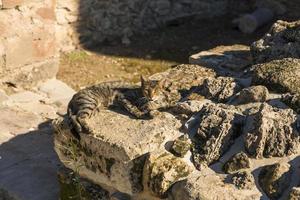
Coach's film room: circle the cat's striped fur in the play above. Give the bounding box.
[67,81,148,134]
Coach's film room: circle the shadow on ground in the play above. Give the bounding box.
[84,16,269,63]
[0,121,62,200]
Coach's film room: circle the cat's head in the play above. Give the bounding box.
[141,76,165,101]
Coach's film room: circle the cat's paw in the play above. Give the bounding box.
[69,115,91,135]
[141,101,159,111]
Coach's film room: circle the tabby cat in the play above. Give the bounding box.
[67,77,172,134]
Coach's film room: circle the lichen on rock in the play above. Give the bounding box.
[143,152,192,198]
[170,135,191,158]
[252,58,300,95]
[223,152,251,174]
[231,170,255,190]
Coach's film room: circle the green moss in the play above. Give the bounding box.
[64,51,89,62]
[58,170,91,200]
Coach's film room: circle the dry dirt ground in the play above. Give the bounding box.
[57,10,299,91]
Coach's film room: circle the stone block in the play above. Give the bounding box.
[53,111,182,195]
[2,58,59,90]
[36,7,56,21]
[4,35,33,69]
[1,0,23,8]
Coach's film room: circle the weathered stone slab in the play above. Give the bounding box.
[53,111,182,195]
[189,45,251,75]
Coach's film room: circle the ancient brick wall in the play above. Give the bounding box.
[0,0,230,89]
[56,0,229,51]
[0,0,59,90]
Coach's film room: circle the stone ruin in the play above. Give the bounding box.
[0,0,291,90]
[0,0,232,91]
[52,20,300,199]
[0,0,299,199]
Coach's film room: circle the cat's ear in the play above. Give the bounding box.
[140,75,147,86]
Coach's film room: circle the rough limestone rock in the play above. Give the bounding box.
[223,152,251,174]
[189,45,251,74]
[197,77,243,103]
[252,58,300,95]
[251,20,300,63]
[169,173,261,200]
[170,135,191,158]
[228,85,269,105]
[231,171,255,190]
[244,103,300,158]
[282,93,300,113]
[288,187,300,200]
[192,103,243,168]
[148,64,216,92]
[171,99,211,116]
[258,162,292,200]
[143,152,192,198]
[53,110,182,195]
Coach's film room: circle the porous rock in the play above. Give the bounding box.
[244,103,300,158]
[223,152,251,174]
[53,110,182,195]
[189,45,252,75]
[192,103,243,168]
[231,171,255,190]
[258,162,292,199]
[197,77,243,103]
[288,187,300,200]
[252,58,300,95]
[170,135,191,158]
[143,152,192,198]
[251,20,300,63]
[169,173,261,200]
[282,93,300,113]
[228,85,269,105]
[149,64,216,92]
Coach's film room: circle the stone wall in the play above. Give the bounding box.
[0,0,59,90]
[56,0,229,51]
[0,0,230,90]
